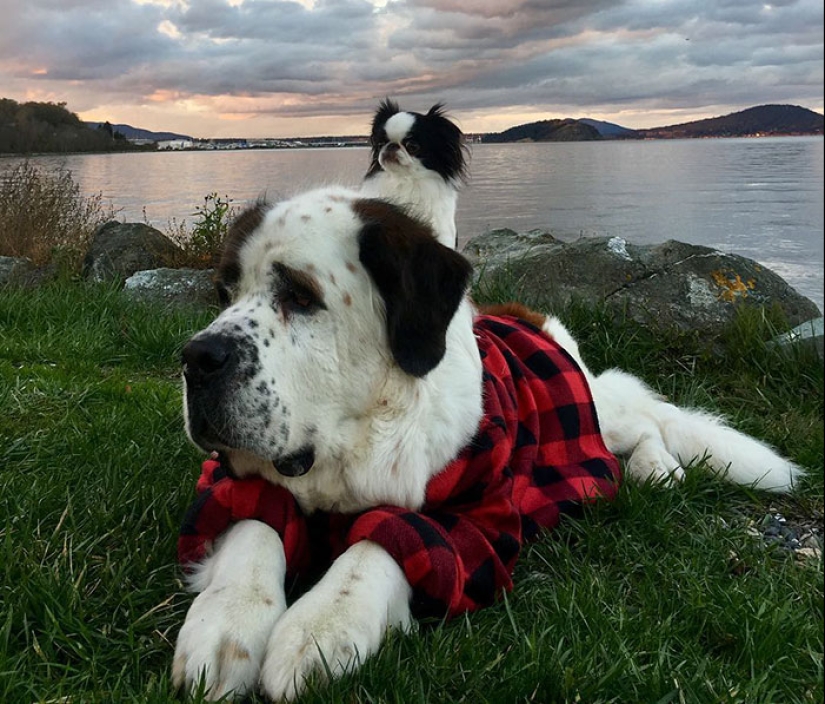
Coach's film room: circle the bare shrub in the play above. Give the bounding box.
[0,161,112,270]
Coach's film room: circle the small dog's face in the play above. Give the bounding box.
[181,188,471,482]
[367,99,466,184]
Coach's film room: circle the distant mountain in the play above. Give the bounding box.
[483,104,823,144]
[578,118,636,137]
[84,122,193,142]
[640,104,823,138]
[483,118,601,143]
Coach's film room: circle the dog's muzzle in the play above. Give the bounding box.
[181,334,235,385]
[181,333,240,449]
[182,334,317,477]
[379,142,402,167]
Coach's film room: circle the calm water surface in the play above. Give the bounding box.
[6,137,823,311]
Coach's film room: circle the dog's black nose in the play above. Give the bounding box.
[182,335,233,380]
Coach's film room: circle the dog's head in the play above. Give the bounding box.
[365,98,467,186]
[181,187,472,480]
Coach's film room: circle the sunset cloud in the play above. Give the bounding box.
[0,0,821,137]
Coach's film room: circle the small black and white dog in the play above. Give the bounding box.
[360,99,467,248]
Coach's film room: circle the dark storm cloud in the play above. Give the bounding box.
[0,0,176,79]
[173,0,375,44]
[0,0,821,131]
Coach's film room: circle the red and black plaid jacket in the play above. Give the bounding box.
[179,315,622,619]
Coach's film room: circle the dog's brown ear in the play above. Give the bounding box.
[357,201,472,378]
[217,198,270,291]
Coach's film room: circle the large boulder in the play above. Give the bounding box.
[0,256,60,288]
[464,229,822,333]
[0,256,35,286]
[82,221,183,283]
[123,268,218,309]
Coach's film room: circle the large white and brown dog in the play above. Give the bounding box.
[173,188,801,701]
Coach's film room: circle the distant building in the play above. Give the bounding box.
[157,138,194,150]
[206,138,249,149]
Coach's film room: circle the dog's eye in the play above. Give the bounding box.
[272,263,326,317]
[280,285,324,316]
[403,139,420,155]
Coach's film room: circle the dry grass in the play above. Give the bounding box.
[0,163,235,275]
[0,161,113,271]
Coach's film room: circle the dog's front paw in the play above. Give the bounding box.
[173,582,286,700]
[260,542,412,701]
[172,520,289,700]
[259,589,395,701]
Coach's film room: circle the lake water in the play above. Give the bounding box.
[4,136,823,312]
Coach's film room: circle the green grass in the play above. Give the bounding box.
[1,280,822,704]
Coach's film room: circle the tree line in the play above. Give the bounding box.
[0,98,152,154]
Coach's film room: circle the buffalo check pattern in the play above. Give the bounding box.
[179,315,622,618]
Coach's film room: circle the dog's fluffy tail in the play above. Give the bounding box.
[539,315,802,493]
[590,368,803,493]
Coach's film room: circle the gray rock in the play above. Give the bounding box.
[464,228,561,263]
[0,256,35,286]
[123,268,218,309]
[82,221,184,283]
[464,231,822,334]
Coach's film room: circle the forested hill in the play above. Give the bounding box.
[0,99,150,154]
[483,118,602,143]
[639,104,824,138]
[84,122,192,142]
[483,104,823,142]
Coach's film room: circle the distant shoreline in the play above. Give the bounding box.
[3,133,822,159]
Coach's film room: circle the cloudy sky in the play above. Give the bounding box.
[1,0,822,138]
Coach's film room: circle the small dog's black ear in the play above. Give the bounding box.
[372,98,400,133]
[427,102,446,118]
[357,202,472,377]
[367,98,401,178]
[378,97,400,115]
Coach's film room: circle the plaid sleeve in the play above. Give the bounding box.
[346,492,521,619]
[178,457,311,578]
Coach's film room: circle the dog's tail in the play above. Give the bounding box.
[541,313,803,493]
[590,367,803,493]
